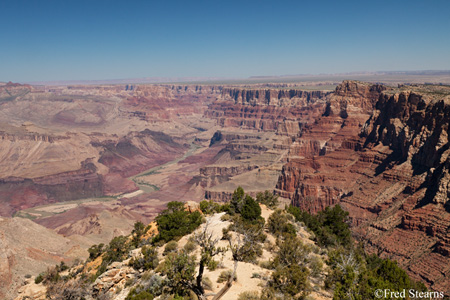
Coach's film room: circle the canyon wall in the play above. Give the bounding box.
[205,88,329,134]
[201,87,331,201]
[219,88,328,106]
[3,80,450,294]
[276,82,450,291]
[0,84,219,216]
[0,161,104,217]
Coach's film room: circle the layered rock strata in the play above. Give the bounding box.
[205,88,329,133]
[0,84,219,216]
[276,82,450,292]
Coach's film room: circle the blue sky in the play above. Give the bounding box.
[1,0,449,82]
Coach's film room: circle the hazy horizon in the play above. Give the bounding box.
[1,0,450,82]
[2,70,444,87]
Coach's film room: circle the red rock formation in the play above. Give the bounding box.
[0,132,69,143]
[204,190,260,202]
[94,129,186,178]
[0,83,222,216]
[219,88,328,106]
[200,165,258,177]
[205,88,328,133]
[124,85,221,121]
[276,82,450,292]
[0,161,104,217]
[332,80,386,113]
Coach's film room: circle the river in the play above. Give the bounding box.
[129,140,201,194]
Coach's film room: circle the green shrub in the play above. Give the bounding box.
[91,235,130,281]
[93,235,130,280]
[288,204,351,248]
[162,251,196,296]
[226,217,265,263]
[259,260,273,270]
[230,186,245,214]
[207,259,218,271]
[35,273,45,284]
[57,261,69,272]
[94,262,108,279]
[125,278,135,287]
[183,240,197,253]
[126,287,155,300]
[267,209,296,237]
[87,243,104,260]
[256,190,279,208]
[34,266,61,285]
[141,270,153,281]
[309,255,323,277]
[229,187,264,224]
[237,291,260,300]
[259,288,278,300]
[154,201,203,243]
[46,267,60,283]
[241,195,262,223]
[218,203,231,213]
[163,241,178,256]
[199,200,220,214]
[129,246,159,271]
[220,213,232,222]
[202,276,213,291]
[217,270,236,283]
[103,235,130,263]
[132,221,147,247]
[146,274,167,296]
[325,247,427,300]
[239,241,263,263]
[270,264,310,297]
[273,236,310,267]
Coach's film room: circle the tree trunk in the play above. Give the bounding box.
[211,260,238,300]
[196,259,206,295]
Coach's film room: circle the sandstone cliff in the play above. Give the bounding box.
[205,88,329,133]
[276,82,450,292]
[219,87,328,106]
[0,162,104,217]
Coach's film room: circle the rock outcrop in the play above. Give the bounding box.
[205,88,329,133]
[276,82,450,292]
[125,84,221,121]
[219,88,328,106]
[94,129,187,178]
[0,162,104,217]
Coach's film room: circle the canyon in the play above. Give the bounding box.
[1,78,450,298]
[275,82,450,292]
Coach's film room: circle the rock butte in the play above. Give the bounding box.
[0,80,450,297]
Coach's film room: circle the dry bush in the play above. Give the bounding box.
[217,270,236,283]
[237,290,260,300]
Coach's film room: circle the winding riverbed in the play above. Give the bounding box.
[129,140,202,194]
